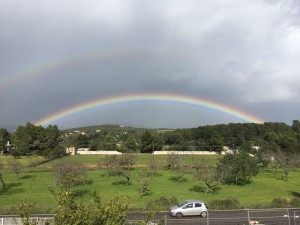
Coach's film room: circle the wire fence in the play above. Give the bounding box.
[1,209,300,225]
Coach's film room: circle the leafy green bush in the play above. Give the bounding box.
[208,198,240,209]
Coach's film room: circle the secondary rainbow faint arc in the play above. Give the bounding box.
[0,48,183,91]
[34,94,264,126]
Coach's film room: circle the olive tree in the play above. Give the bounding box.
[272,148,300,181]
[52,160,88,189]
[167,153,188,183]
[216,151,259,185]
[7,158,23,180]
[112,154,136,185]
[194,165,221,195]
[166,153,184,170]
[138,170,154,197]
[98,155,118,177]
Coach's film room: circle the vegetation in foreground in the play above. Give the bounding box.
[0,154,300,215]
[1,121,300,223]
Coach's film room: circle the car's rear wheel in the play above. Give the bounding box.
[200,211,207,218]
[176,212,183,218]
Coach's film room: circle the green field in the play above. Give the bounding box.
[0,154,300,214]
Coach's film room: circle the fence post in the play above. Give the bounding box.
[1,217,3,225]
[164,215,167,225]
[286,208,291,225]
[207,211,209,225]
[294,210,300,225]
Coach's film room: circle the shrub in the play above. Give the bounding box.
[208,198,240,209]
[270,198,289,208]
[290,198,300,207]
[145,196,178,211]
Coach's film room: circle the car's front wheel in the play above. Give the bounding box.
[200,211,207,218]
[176,212,183,218]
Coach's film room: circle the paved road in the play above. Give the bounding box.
[126,208,300,225]
[1,209,299,225]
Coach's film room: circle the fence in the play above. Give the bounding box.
[294,210,300,225]
[0,215,54,225]
[248,209,291,225]
[1,209,300,225]
[125,209,300,225]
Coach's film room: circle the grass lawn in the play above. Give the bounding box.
[0,155,300,214]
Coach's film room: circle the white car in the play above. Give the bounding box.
[250,220,265,225]
[170,200,208,218]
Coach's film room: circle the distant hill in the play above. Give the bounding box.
[62,124,146,133]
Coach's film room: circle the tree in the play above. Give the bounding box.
[256,147,272,167]
[192,157,221,194]
[138,170,154,197]
[272,148,300,181]
[216,151,259,185]
[12,123,44,155]
[194,166,221,195]
[75,134,89,148]
[0,160,6,190]
[7,158,23,180]
[119,153,136,170]
[140,131,154,153]
[0,128,10,151]
[123,135,138,152]
[52,160,88,189]
[167,153,188,183]
[12,123,61,156]
[191,157,207,172]
[166,153,183,170]
[17,199,37,225]
[99,155,118,177]
[44,125,61,150]
[207,133,224,153]
[163,131,183,145]
[292,120,300,133]
[112,154,136,185]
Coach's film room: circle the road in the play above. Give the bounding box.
[126,208,300,225]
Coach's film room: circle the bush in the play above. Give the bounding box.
[270,198,289,208]
[290,198,300,207]
[145,196,178,211]
[208,198,240,209]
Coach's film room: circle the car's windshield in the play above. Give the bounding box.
[177,201,189,207]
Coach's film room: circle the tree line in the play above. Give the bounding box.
[1,120,300,155]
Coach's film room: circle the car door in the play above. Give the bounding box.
[181,203,194,215]
[192,202,202,215]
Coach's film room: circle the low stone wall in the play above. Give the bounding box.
[153,151,219,155]
[77,150,122,155]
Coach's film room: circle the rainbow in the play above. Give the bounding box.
[0,48,180,91]
[0,50,122,90]
[34,93,264,126]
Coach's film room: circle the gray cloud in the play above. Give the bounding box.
[1,0,300,128]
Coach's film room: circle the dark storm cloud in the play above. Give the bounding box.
[1,0,300,128]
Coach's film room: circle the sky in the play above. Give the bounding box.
[0,0,300,129]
